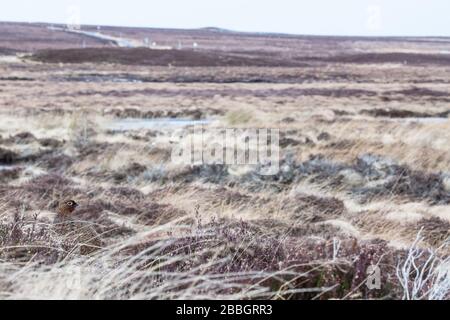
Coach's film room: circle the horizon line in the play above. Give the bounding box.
[2,20,450,39]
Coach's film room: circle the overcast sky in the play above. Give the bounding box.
[2,0,450,36]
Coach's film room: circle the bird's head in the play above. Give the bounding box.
[57,199,79,215]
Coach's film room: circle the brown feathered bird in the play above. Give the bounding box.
[57,200,79,216]
[54,200,102,255]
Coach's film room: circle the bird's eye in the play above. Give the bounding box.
[67,201,73,206]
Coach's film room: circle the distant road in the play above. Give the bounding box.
[48,26,137,48]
